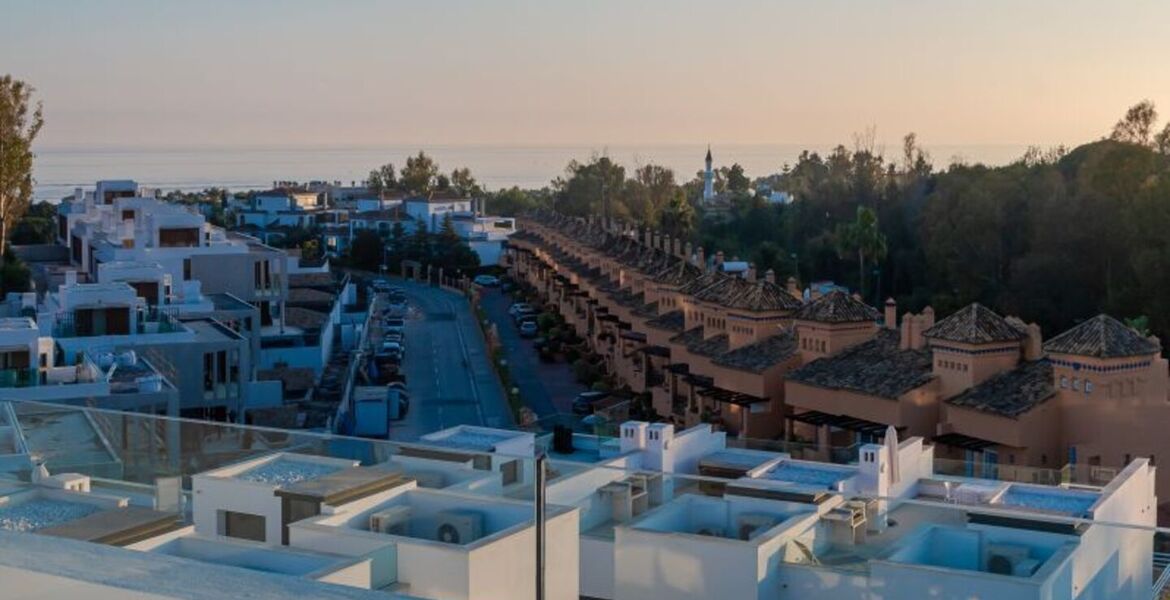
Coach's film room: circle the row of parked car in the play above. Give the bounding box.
[508,301,540,337]
[371,279,410,420]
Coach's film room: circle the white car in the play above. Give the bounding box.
[508,303,533,317]
[473,274,500,287]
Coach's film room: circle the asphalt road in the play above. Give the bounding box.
[376,279,512,441]
[480,287,588,417]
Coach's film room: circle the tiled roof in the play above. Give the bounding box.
[945,361,1055,418]
[284,306,329,331]
[288,272,337,289]
[287,287,336,306]
[669,328,729,358]
[923,303,1025,345]
[646,310,685,332]
[1042,314,1161,358]
[792,291,880,323]
[713,331,799,373]
[719,279,803,312]
[787,329,934,399]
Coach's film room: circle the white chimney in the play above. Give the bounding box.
[620,421,648,454]
[65,270,78,287]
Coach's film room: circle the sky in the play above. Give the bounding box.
[3,0,1169,150]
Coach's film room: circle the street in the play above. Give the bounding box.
[380,278,513,440]
[479,287,588,417]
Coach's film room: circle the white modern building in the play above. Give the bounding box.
[0,401,1162,600]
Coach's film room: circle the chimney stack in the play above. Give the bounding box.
[1024,323,1043,361]
[884,298,897,330]
[765,269,776,284]
[786,276,799,298]
[673,237,682,258]
[652,231,660,251]
[715,251,724,271]
[644,227,653,248]
[684,242,693,261]
[662,235,671,253]
[65,270,78,287]
[745,263,756,282]
[696,247,706,269]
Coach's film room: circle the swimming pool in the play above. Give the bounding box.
[0,499,100,532]
[765,462,854,488]
[998,486,1098,515]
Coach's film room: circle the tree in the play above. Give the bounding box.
[552,155,626,219]
[724,163,750,193]
[657,190,695,240]
[835,206,887,300]
[1111,100,1158,146]
[400,151,440,194]
[0,75,44,262]
[1155,123,1170,155]
[450,167,481,197]
[366,163,397,195]
[349,230,384,271]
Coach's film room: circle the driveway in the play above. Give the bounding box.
[479,287,588,417]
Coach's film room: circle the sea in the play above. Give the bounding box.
[30,143,1034,202]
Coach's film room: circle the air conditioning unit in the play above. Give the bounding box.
[369,506,411,535]
[435,510,484,545]
[987,544,1040,577]
[737,513,778,541]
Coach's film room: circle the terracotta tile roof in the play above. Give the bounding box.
[646,310,685,332]
[787,329,934,399]
[288,272,337,289]
[712,331,799,373]
[923,303,1025,345]
[287,287,336,306]
[669,328,729,358]
[945,361,1055,418]
[284,306,329,331]
[1042,314,1161,358]
[792,290,880,323]
[697,278,802,312]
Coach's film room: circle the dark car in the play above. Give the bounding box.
[571,391,610,415]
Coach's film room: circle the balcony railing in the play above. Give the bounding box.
[0,368,39,388]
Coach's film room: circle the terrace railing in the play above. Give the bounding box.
[0,368,39,388]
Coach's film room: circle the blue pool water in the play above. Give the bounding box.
[999,486,1097,515]
[765,462,853,488]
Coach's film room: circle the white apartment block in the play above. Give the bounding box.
[0,404,1163,600]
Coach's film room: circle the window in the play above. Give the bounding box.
[1085,380,1093,394]
[1060,376,1069,389]
[1072,378,1081,391]
[221,510,266,542]
[183,258,192,281]
[501,459,520,486]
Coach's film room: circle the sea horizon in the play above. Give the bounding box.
[31,141,1041,202]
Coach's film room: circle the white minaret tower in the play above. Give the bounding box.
[702,145,715,202]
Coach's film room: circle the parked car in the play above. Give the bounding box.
[515,314,538,329]
[384,317,405,334]
[508,302,533,317]
[519,320,539,337]
[473,274,500,287]
[379,341,405,361]
[513,309,537,324]
[383,332,405,345]
[572,391,610,415]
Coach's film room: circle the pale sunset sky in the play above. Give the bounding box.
[3,0,1168,149]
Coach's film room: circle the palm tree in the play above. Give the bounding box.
[836,206,887,299]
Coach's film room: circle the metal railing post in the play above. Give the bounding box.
[535,452,547,600]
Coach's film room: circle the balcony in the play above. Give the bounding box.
[0,368,38,388]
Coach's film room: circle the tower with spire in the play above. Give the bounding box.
[702,145,715,202]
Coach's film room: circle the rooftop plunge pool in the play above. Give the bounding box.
[763,460,856,488]
[997,485,1099,516]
